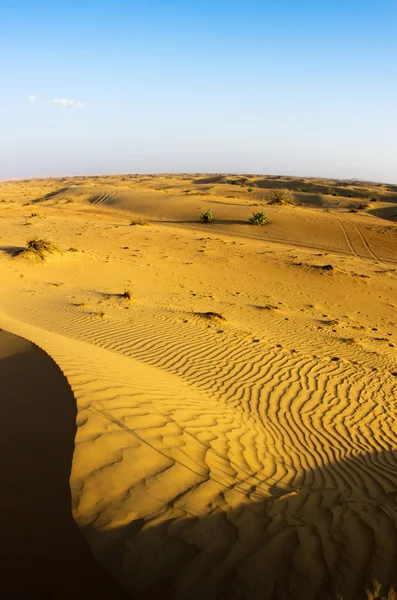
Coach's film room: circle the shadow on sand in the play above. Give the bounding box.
[368,206,397,222]
[31,187,71,204]
[0,330,131,599]
[81,446,397,600]
[0,245,24,256]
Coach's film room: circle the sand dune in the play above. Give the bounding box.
[0,330,130,599]
[1,174,397,599]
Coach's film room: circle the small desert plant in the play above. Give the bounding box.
[195,311,225,321]
[249,211,268,226]
[268,189,294,205]
[13,238,61,261]
[200,209,213,223]
[120,289,132,300]
[327,188,339,196]
[130,218,149,226]
[247,187,254,193]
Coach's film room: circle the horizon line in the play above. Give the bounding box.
[1,171,395,186]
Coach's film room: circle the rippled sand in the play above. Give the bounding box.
[1,174,397,599]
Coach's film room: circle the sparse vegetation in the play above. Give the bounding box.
[120,289,132,300]
[130,218,149,226]
[249,211,268,226]
[13,238,61,261]
[327,188,339,196]
[200,209,213,223]
[247,187,254,193]
[195,311,225,321]
[268,189,294,205]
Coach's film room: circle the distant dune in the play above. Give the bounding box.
[0,174,397,599]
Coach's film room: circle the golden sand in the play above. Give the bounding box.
[0,174,396,599]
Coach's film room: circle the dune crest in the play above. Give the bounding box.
[0,329,131,599]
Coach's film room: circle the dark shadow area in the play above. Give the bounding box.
[0,245,24,256]
[368,206,397,222]
[82,447,397,600]
[0,330,131,599]
[85,289,132,301]
[294,193,326,207]
[194,175,233,185]
[31,187,71,204]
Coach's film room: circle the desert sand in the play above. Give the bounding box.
[0,173,397,599]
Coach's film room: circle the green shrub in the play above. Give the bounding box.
[249,211,268,226]
[200,209,213,223]
[247,187,254,193]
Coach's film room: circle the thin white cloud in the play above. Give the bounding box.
[50,98,84,109]
[29,93,38,104]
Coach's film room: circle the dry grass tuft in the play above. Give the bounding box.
[194,311,225,321]
[120,289,132,300]
[13,238,62,261]
[130,218,149,226]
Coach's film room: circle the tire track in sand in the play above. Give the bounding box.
[330,213,383,263]
[90,190,116,207]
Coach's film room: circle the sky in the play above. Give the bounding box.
[1,0,396,182]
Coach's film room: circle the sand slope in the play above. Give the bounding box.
[0,330,130,599]
[0,174,397,599]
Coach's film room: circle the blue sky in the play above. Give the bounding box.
[1,1,396,181]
